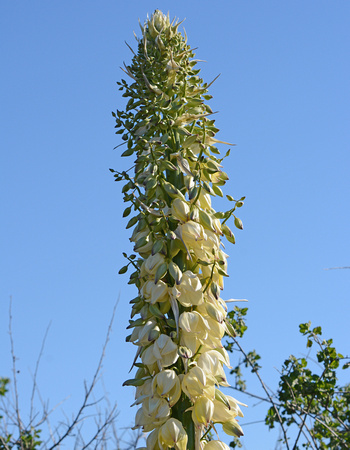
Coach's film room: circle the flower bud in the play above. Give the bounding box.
[222,419,244,437]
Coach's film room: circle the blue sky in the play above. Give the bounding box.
[1,1,349,448]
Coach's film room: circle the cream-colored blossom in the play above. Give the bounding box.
[152,369,181,407]
[197,350,230,386]
[141,280,169,304]
[212,395,244,423]
[171,271,203,307]
[179,311,209,354]
[134,396,170,431]
[134,378,153,406]
[143,253,166,276]
[141,334,179,369]
[178,221,207,254]
[171,198,190,222]
[182,366,215,401]
[146,428,161,450]
[130,319,160,346]
[192,395,214,427]
[196,191,212,211]
[158,418,188,450]
[130,229,153,255]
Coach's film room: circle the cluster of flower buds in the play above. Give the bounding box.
[112,10,246,449]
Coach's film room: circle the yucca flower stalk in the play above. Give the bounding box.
[112,10,246,449]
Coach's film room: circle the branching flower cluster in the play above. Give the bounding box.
[113,10,245,449]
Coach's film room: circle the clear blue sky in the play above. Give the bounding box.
[1,1,349,448]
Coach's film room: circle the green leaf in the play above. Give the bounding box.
[197,259,211,266]
[202,181,214,195]
[152,240,164,255]
[211,281,220,299]
[216,267,229,277]
[169,261,182,284]
[122,378,146,387]
[163,181,185,199]
[134,235,149,251]
[182,134,198,149]
[199,209,214,231]
[188,186,198,201]
[161,160,177,171]
[213,211,225,219]
[121,147,134,157]
[126,215,139,229]
[146,177,158,190]
[123,206,132,217]
[118,265,129,274]
[149,303,165,319]
[154,262,168,284]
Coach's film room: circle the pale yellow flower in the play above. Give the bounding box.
[196,190,212,211]
[134,378,153,406]
[134,396,170,432]
[152,369,181,407]
[143,253,166,276]
[130,319,160,346]
[141,334,179,369]
[158,418,188,450]
[192,395,214,427]
[212,395,244,423]
[178,220,207,254]
[171,271,203,307]
[182,366,216,401]
[141,280,169,304]
[197,350,230,386]
[179,311,209,354]
[146,428,161,450]
[171,198,190,222]
[130,229,153,255]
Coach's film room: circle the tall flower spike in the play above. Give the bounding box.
[114,9,246,448]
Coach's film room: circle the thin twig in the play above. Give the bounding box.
[47,300,119,449]
[233,337,290,450]
[30,322,51,424]
[8,297,24,449]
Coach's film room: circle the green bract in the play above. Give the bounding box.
[113,10,245,449]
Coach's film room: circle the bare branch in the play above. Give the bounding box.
[232,337,291,450]
[8,297,24,448]
[47,299,119,449]
[30,322,52,424]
